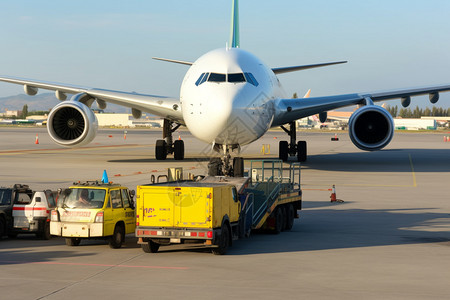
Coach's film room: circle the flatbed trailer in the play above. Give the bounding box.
[135,160,302,254]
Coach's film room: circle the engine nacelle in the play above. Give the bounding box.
[348,105,394,151]
[47,100,98,147]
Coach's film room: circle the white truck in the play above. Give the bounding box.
[12,189,59,239]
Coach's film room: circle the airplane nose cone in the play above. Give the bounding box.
[183,93,233,143]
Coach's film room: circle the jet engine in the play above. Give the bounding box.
[47,100,98,147]
[348,105,394,151]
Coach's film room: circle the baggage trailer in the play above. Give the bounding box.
[135,160,302,254]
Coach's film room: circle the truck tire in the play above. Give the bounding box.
[212,225,229,255]
[109,224,125,249]
[142,240,160,253]
[0,217,5,239]
[274,208,284,234]
[37,222,51,240]
[285,204,295,231]
[8,233,18,239]
[65,237,81,246]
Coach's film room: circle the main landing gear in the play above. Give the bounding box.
[155,119,185,160]
[279,121,307,162]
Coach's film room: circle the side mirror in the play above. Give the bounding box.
[130,190,136,199]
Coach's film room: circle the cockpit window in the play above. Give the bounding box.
[195,73,209,86]
[228,73,246,83]
[208,73,226,83]
[195,72,258,87]
[244,72,259,87]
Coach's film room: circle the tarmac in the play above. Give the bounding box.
[1,127,450,299]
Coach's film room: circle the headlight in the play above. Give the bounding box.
[94,211,104,223]
[50,210,60,222]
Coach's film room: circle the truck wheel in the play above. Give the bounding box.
[212,225,229,255]
[0,218,5,239]
[65,237,81,246]
[109,224,125,249]
[285,204,295,231]
[42,222,52,240]
[8,233,18,239]
[141,240,160,253]
[37,221,51,240]
[274,208,284,234]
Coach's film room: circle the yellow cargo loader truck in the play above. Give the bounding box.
[135,160,301,255]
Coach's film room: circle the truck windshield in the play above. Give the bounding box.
[60,188,106,209]
[0,189,12,205]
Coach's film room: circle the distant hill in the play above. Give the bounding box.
[0,93,130,113]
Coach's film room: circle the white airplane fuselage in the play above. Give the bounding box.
[180,48,286,148]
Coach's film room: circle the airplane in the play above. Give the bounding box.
[1,0,450,176]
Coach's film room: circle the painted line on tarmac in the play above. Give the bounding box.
[0,260,188,270]
[0,144,144,155]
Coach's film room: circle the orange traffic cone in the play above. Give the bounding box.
[35,134,39,144]
[331,133,339,141]
[178,135,181,141]
[330,185,337,202]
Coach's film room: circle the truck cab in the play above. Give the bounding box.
[12,189,58,239]
[0,184,33,239]
[50,181,135,248]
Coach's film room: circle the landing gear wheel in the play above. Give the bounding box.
[208,157,223,176]
[37,221,51,240]
[297,141,307,162]
[279,141,289,162]
[274,207,284,234]
[109,225,125,249]
[212,225,230,255]
[142,240,160,253]
[65,237,81,246]
[233,157,244,177]
[155,140,167,160]
[285,204,295,231]
[174,140,185,160]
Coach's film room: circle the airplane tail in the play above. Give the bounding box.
[230,0,240,48]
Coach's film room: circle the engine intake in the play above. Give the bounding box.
[47,100,98,147]
[348,105,394,151]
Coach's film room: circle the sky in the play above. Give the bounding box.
[1,0,450,109]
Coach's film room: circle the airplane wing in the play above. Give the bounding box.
[272,84,450,126]
[0,75,184,124]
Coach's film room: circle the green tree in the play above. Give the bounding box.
[21,104,28,119]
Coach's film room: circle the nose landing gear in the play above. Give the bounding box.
[207,145,244,177]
